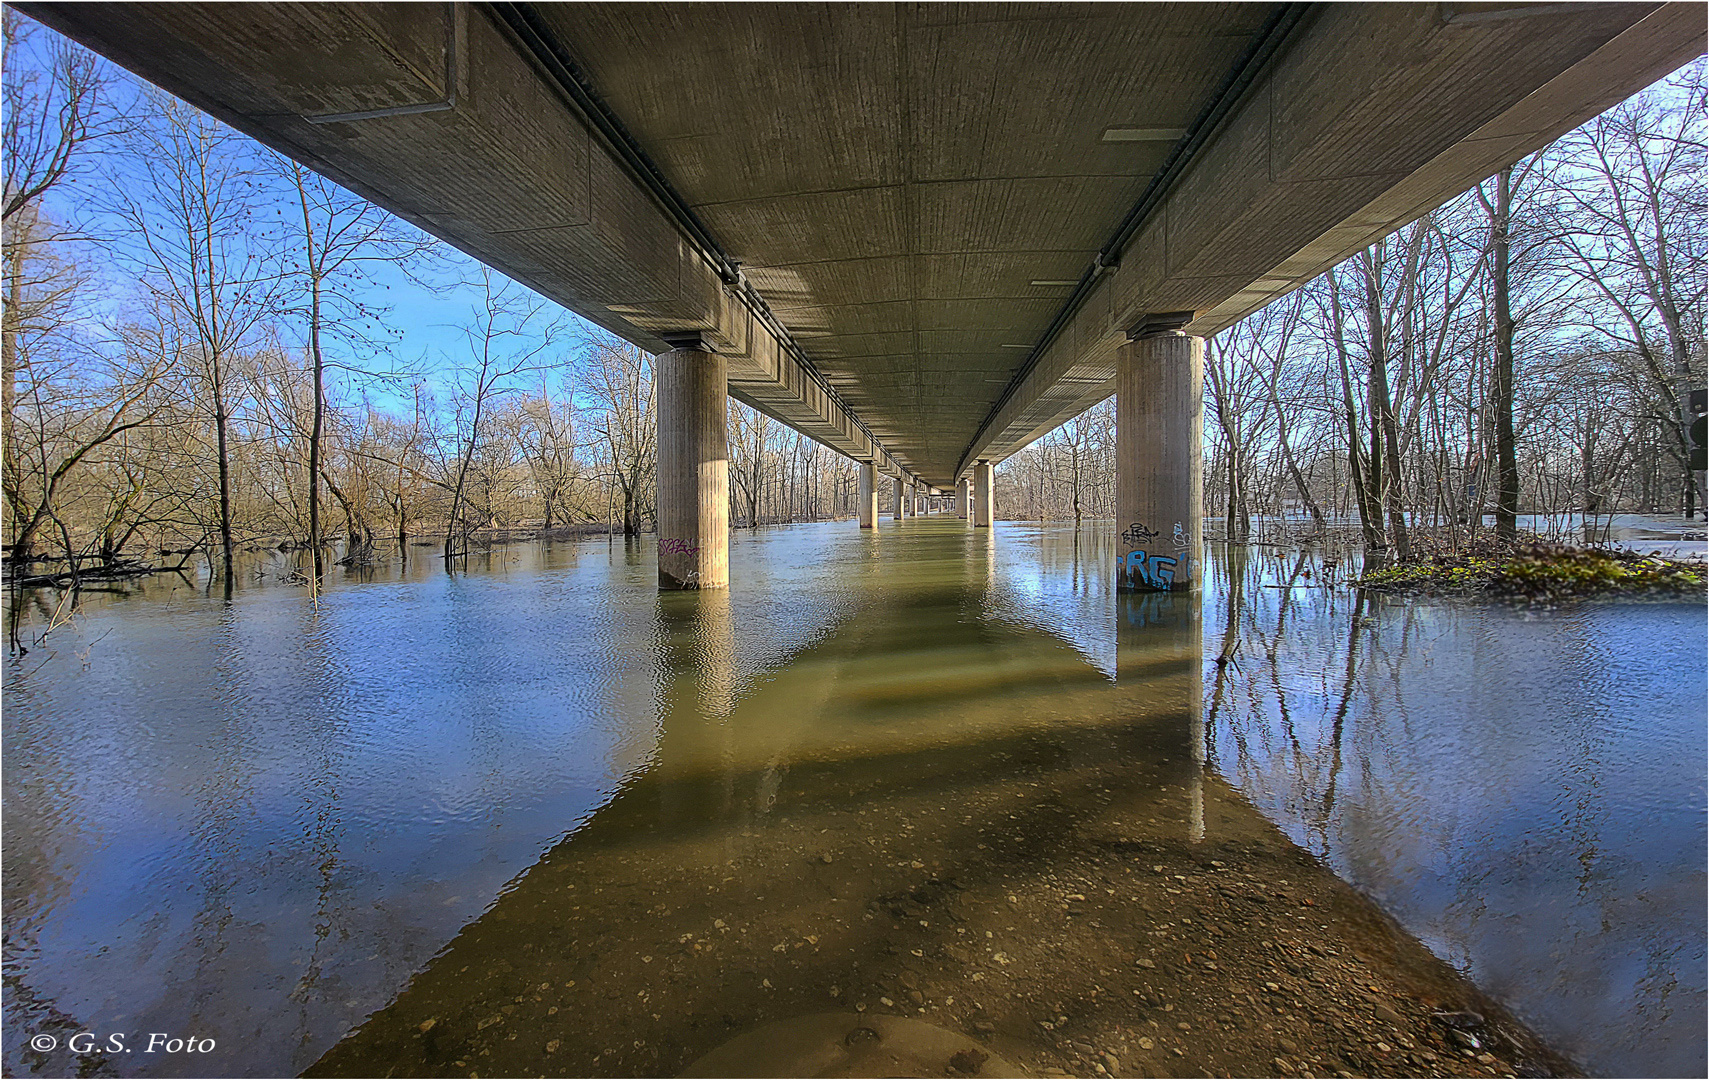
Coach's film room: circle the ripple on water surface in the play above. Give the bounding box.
[3,527,1703,1078]
[1201,548,1706,1078]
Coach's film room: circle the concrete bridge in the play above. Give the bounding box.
[26,1,1704,588]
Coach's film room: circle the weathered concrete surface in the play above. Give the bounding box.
[973,462,995,529]
[858,461,878,529]
[656,345,729,589]
[1117,333,1205,593]
[24,2,1703,485]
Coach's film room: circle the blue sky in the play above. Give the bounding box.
[11,10,597,416]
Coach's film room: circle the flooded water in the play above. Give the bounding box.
[1201,547,1706,1079]
[2,520,1703,1078]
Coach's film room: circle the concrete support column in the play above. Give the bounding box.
[892,476,904,520]
[1117,329,1204,592]
[858,461,878,529]
[957,478,970,519]
[655,343,729,590]
[972,460,994,528]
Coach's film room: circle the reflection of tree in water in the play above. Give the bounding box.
[1202,542,1705,1077]
[2,644,119,1078]
[1206,544,1373,856]
[286,613,355,1062]
[162,605,266,1050]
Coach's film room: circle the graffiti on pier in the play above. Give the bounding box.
[659,537,701,556]
[1173,522,1189,550]
[1120,549,1178,590]
[1121,521,1160,546]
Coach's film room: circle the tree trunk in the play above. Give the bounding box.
[1361,251,1412,562]
[1328,271,1385,550]
[213,350,235,576]
[324,467,369,556]
[307,279,325,577]
[1276,409,1325,532]
[445,375,489,560]
[2,242,20,555]
[1490,167,1520,540]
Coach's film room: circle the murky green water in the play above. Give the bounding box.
[3,521,1703,1077]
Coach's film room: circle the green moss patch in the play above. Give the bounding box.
[1358,544,1706,600]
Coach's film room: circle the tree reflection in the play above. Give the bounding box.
[1202,541,1706,1078]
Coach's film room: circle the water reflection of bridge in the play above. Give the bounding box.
[308,521,1219,1077]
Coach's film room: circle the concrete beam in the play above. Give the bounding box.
[16,2,930,491]
[25,2,1698,489]
[958,2,1706,474]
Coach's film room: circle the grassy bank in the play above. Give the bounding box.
[1358,543,1706,600]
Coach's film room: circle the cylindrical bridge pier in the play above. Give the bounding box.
[1117,328,1204,592]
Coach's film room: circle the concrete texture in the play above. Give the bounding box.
[655,345,729,589]
[1117,333,1204,593]
[24,2,1703,487]
[973,461,994,529]
[858,461,878,529]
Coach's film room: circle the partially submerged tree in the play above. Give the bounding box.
[441,269,563,561]
[277,155,433,576]
[577,332,655,537]
[106,93,282,578]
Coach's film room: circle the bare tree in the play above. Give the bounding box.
[5,285,168,564]
[577,333,655,537]
[442,270,562,560]
[1552,59,1707,516]
[277,155,433,575]
[3,10,124,557]
[106,93,281,577]
[729,400,771,528]
[504,380,582,530]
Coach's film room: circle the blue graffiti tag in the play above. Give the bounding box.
[1121,549,1178,590]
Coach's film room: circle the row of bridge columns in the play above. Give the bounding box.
[653,327,1203,594]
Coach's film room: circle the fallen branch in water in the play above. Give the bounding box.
[5,560,183,588]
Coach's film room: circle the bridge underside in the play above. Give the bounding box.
[25,2,1703,487]
[23,1,1704,590]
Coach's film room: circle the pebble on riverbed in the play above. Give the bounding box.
[305,727,1578,1080]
